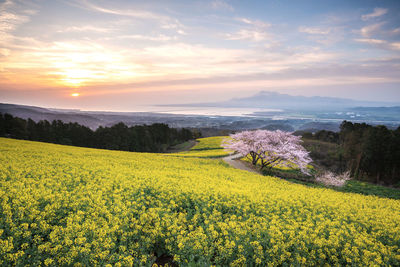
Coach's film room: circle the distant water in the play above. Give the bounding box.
[133,106,283,116]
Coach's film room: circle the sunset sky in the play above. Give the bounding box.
[1,0,400,110]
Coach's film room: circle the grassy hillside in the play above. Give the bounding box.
[170,136,231,158]
[1,137,400,266]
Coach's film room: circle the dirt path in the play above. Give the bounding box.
[222,154,261,174]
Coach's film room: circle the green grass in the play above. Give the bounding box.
[341,180,400,200]
[166,140,197,153]
[280,177,400,200]
[262,167,316,182]
[169,136,231,158]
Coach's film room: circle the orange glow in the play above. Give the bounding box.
[71,93,80,97]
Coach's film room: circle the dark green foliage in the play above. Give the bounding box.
[301,139,345,173]
[301,121,400,186]
[262,167,316,182]
[314,130,340,143]
[339,121,400,185]
[0,113,196,153]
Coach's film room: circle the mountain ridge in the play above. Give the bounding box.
[177,91,400,110]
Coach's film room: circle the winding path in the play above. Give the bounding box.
[222,154,261,174]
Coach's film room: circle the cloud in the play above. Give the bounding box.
[69,59,400,99]
[57,25,112,33]
[0,37,340,90]
[355,38,400,51]
[391,28,400,35]
[359,22,385,37]
[225,29,269,42]
[390,42,400,50]
[0,0,35,47]
[361,8,388,21]
[0,39,142,87]
[1,0,399,104]
[237,18,270,28]
[116,34,176,42]
[0,12,29,32]
[0,48,10,57]
[76,0,166,20]
[0,1,31,33]
[226,18,271,42]
[211,0,234,12]
[71,1,187,37]
[355,38,386,45]
[0,0,13,12]
[160,19,187,35]
[299,26,331,35]
[161,22,182,30]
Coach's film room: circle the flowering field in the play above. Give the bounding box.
[1,137,400,266]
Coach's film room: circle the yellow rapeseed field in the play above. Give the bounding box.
[1,137,400,266]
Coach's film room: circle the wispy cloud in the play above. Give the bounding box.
[0,0,37,48]
[1,0,400,105]
[0,12,29,32]
[116,34,176,42]
[211,0,234,12]
[70,58,400,99]
[390,42,400,50]
[76,0,166,20]
[160,19,187,35]
[0,1,30,33]
[237,18,270,28]
[57,25,112,33]
[360,22,385,37]
[361,8,388,21]
[355,38,386,45]
[299,26,331,35]
[355,38,400,51]
[226,18,271,42]
[0,36,341,89]
[225,29,269,42]
[71,0,187,37]
[391,28,400,35]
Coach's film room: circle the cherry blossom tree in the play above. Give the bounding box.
[223,130,312,175]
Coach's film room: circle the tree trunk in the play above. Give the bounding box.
[250,151,259,165]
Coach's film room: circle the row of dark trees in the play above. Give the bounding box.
[0,113,198,152]
[303,121,400,186]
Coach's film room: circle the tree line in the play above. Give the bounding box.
[0,113,199,152]
[303,121,400,186]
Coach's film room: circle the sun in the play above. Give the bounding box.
[71,93,80,97]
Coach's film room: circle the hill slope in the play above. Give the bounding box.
[1,137,400,266]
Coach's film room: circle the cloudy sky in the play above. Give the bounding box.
[0,0,399,110]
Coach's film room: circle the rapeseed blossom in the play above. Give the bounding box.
[0,137,399,266]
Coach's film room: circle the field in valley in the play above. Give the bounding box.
[1,137,400,266]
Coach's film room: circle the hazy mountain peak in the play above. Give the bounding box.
[224,91,399,110]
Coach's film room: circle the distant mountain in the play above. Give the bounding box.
[218,91,399,110]
[1,99,398,133]
[167,91,399,111]
[0,103,276,130]
[0,103,181,129]
[0,103,103,129]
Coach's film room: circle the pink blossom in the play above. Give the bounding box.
[223,130,312,175]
